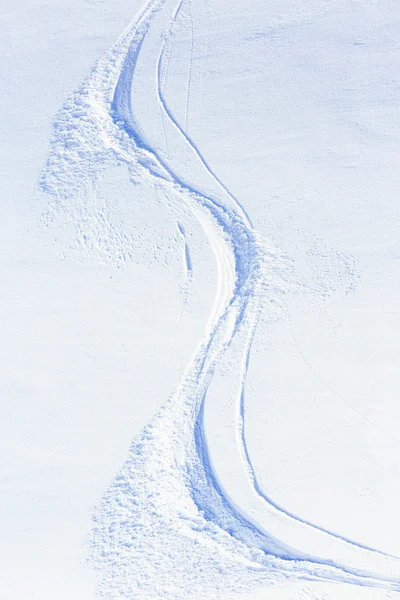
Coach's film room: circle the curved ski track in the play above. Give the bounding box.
[43,0,400,594]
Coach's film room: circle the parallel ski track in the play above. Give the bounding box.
[68,0,400,590]
[109,0,400,588]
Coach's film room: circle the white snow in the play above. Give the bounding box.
[1,0,400,599]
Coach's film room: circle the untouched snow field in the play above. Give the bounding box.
[1,0,400,599]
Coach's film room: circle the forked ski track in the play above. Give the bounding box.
[43,0,400,593]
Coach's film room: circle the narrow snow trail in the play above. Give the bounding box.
[41,0,400,595]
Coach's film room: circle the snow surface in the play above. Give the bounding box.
[1,0,400,599]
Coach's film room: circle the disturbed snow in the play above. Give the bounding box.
[2,0,400,598]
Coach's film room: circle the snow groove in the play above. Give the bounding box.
[41,0,400,596]
[184,1,194,133]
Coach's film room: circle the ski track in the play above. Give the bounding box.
[184,1,194,133]
[41,0,400,596]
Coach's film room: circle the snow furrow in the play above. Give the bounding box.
[41,0,400,595]
[119,0,400,584]
[184,2,194,133]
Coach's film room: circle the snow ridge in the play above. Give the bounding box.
[41,0,400,597]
